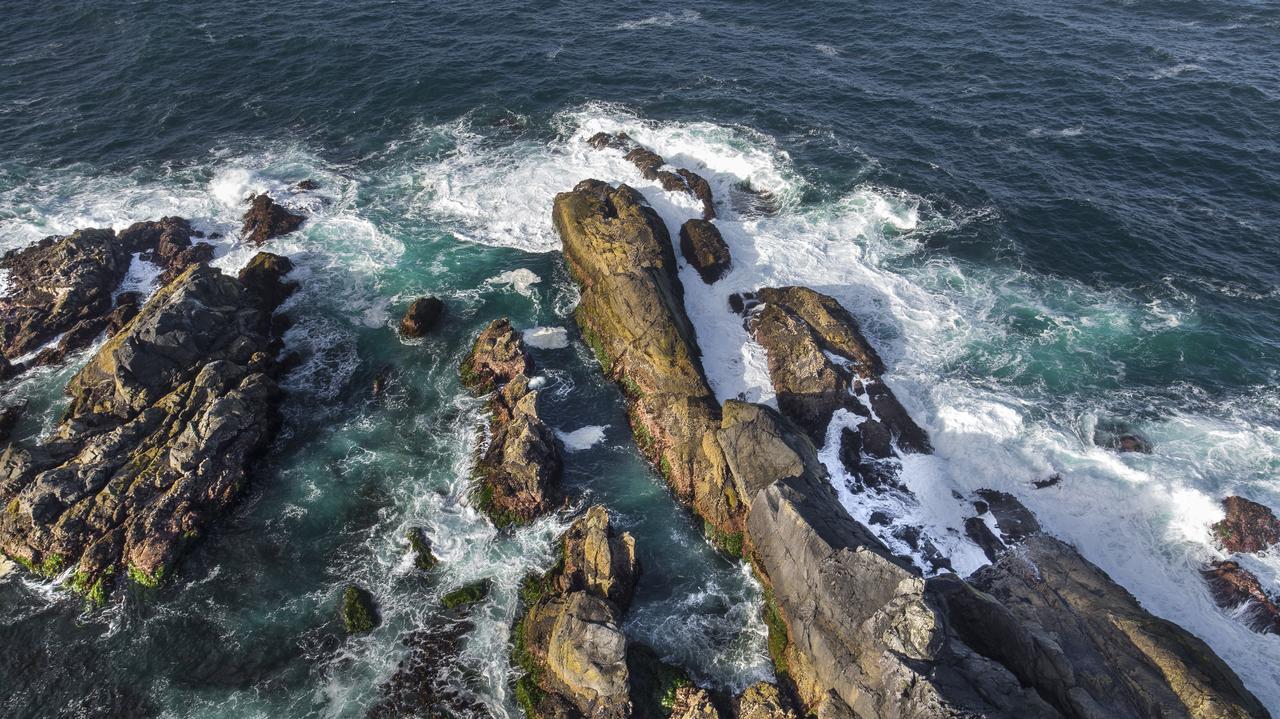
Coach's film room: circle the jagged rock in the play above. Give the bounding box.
[515,507,640,719]
[669,687,719,719]
[736,682,798,719]
[119,216,214,284]
[974,489,1040,544]
[952,533,1269,719]
[1,228,132,359]
[399,296,445,338]
[406,527,438,571]
[678,220,731,284]
[1203,560,1280,635]
[0,262,291,598]
[964,516,1006,562]
[676,169,715,220]
[624,147,665,181]
[460,318,532,393]
[656,170,689,193]
[470,372,561,525]
[586,131,632,151]
[241,194,304,244]
[554,180,736,537]
[341,584,380,634]
[237,252,298,311]
[104,292,142,337]
[557,505,638,610]
[369,611,486,718]
[1034,473,1064,489]
[293,179,319,191]
[1212,496,1280,554]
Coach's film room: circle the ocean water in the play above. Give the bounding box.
[1,0,1279,716]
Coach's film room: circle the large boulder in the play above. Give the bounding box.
[678,220,731,284]
[1202,560,1280,635]
[1212,496,1280,554]
[0,259,292,599]
[515,506,640,719]
[399,296,445,338]
[241,194,304,244]
[462,320,560,526]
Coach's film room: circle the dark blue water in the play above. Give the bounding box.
[2,0,1279,716]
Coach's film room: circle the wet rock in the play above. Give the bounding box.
[1033,473,1063,489]
[241,194,304,244]
[1212,495,1280,554]
[0,262,292,598]
[730,182,780,218]
[0,402,23,443]
[340,584,380,634]
[293,179,319,191]
[557,505,638,609]
[586,131,633,151]
[624,147,665,180]
[1093,421,1153,453]
[398,296,445,338]
[1,228,131,359]
[974,489,1040,544]
[460,318,532,393]
[656,170,689,193]
[736,681,798,719]
[369,613,486,719]
[514,507,640,719]
[237,252,298,311]
[120,216,214,284]
[964,516,1006,562]
[628,643,694,719]
[442,579,491,609]
[104,292,142,337]
[1203,560,1280,635]
[668,686,720,719]
[406,527,438,571]
[678,219,731,284]
[677,169,716,220]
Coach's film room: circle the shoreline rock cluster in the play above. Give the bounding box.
[551,172,1270,718]
[1204,496,1280,635]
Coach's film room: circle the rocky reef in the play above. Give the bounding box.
[552,177,1270,719]
[461,318,562,526]
[241,193,305,245]
[0,254,295,600]
[1203,495,1280,635]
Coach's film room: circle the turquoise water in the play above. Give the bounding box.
[2,0,1279,716]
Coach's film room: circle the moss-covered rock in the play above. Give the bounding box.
[442,579,491,609]
[406,527,439,571]
[341,584,380,635]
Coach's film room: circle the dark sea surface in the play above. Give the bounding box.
[1,1,1278,716]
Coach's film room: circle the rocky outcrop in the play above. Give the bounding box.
[1203,561,1280,635]
[461,319,561,526]
[668,687,720,719]
[241,194,304,244]
[119,216,214,284]
[736,682,799,719]
[0,257,294,599]
[237,252,298,311]
[1212,496,1280,554]
[679,220,731,284]
[514,506,639,719]
[370,611,486,719]
[553,178,1268,719]
[406,526,438,571]
[0,402,22,443]
[399,296,444,338]
[1,228,133,360]
[585,133,716,219]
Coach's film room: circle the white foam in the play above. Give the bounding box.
[484,268,541,297]
[523,326,570,349]
[614,10,701,30]
[556,425,608,452]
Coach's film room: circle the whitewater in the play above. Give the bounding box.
[1,103,1278,714]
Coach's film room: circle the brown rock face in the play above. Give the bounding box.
[736,682,799,719]
[241,194,304,244]
[460,318,532,393]
[398,296,445,338]
[515,506,639,719]
[237,252,298,311]
[1203,560,1280,635]
[461,319,560,526]
[669,686,721,719]
[677,169,716,220]
[0,261,292,598]
[1212,496,1280,554]
[679,219,731,284]
[586,134,716,218]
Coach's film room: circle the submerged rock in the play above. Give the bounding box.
[241,193,304,244]
[514,506,640,719]
[1203,560,1280,635]
[293,179,319,191]
[1093,421,1153,454]
[406,527,438,571]
[0,258,293,598]
[399,296,445,338]
[340,584,380,634]
[678,219,731,284]
[368,611,486,718]
[442,579,491,609]
[1212,495,1280,554]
